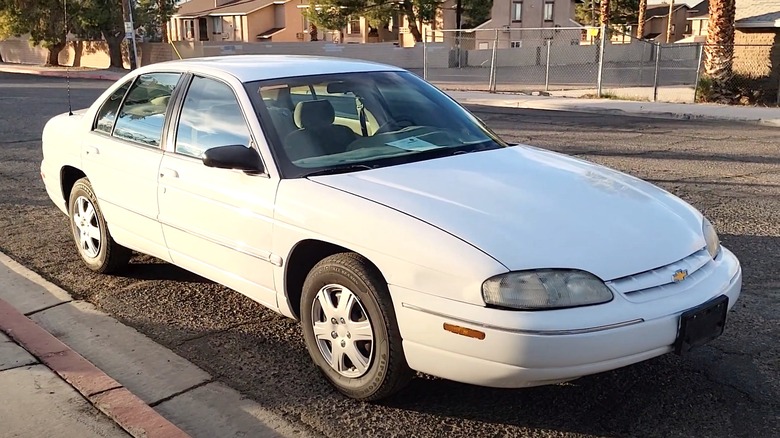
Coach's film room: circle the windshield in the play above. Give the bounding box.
[244,71,506,178]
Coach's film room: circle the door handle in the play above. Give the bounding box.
[160,168,179,178]
[84,146,99,155]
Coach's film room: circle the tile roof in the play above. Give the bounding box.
[688,0,709,19]
[735,0,780,27]
[174,0,281,17]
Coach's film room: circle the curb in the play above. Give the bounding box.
[0,298,190,438]
[459,100,780,127]
[0,65,124,81]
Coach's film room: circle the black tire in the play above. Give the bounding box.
[68,178,130,274]
[301,252,413,401]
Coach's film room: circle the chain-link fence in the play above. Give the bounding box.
[423,27,780,105]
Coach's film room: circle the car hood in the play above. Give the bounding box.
[311,146,705,281]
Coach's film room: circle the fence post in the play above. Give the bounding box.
[693,42,704,103]
[545,38,551,92]
[596,24,606,98]
[423,27,428,80]
[638,42,646,85]
[489,29,499,93]
[653,43,662,102]
[776,74,780,106]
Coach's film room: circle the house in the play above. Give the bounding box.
[683,0,709,41]
[681,0,780,45]
[471,0,582,49]
[638,3,691,42]
[169,0,306,43]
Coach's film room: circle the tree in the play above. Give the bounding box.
[576,0,638,27]
[76,0,125,69]
[703,0,736,100]
[636,0,646,38]
[0,0,72,66]
[304,0,469,43]
[135,0,178,42]
[665,0,674,43]
[600,0,611,27]
[461,0,492,28]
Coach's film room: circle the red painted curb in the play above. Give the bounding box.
[93,388,190,438]
[0,66,123,81]
[0,299,190,438]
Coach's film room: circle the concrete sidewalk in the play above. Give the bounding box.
[2,62,779,126]
[0,251,310,438]
[447,90,780,127]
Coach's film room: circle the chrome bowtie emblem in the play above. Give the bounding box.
[672,269,688,283]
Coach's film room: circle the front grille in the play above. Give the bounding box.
[606,249,713,303]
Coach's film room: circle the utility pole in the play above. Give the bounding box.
[666,0,675,44]
[591,0,596,27]
[122,0,139,69]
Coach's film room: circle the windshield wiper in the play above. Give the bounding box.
[304,164,375,177]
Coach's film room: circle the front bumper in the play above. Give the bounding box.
[391,247,742,388]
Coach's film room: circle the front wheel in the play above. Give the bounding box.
[68,178,130,274]
[301,253,413,401]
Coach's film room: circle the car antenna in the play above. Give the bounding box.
[64,0,73,116]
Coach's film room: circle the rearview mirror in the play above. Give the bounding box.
[202,145,264,173]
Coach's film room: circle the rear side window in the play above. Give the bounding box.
[112,73,181,147]
[94,81,131,134]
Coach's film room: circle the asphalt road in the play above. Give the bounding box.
[1,72,778,438]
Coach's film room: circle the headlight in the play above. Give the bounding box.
[703,217,721,259]
[482,270,613,310]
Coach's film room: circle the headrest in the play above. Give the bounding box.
[294,100,335,129]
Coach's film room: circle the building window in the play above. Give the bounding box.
[212,17,223,34]
[684,23,690,34]
[699,20,708,35]
[671,24,676,34]
[512,2,522,22]
[349,17,361,35]
[510,41,522,48]
[184,19,195,39]
[544,2,554,22]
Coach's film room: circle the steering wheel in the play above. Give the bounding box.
[375,117,416,134]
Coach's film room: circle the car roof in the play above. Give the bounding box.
[141,55,406,83]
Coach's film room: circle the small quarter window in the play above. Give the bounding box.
[94,81,131,134]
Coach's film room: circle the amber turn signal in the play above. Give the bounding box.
[443,323,486,340]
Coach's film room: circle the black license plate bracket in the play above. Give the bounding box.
[674,295,729,355]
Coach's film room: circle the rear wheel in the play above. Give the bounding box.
[68,178,130,273]
[300,253,413,401]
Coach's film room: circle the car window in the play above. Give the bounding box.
[246,71,505,178]
[94,80,131,134]
[112,73,180,147]
[175,76,252,159]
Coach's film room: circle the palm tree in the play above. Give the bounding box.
[665,0,675,43]
[637,0,647,39]
[600,0,610,27]
[704,0,736,100]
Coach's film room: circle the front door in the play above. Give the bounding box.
[198,17,208,41]
[157,75,278,308]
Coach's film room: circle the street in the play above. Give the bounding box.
[0,72,778,437]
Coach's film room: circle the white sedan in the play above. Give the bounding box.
[40,55,741,401]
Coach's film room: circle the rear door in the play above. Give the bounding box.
[82,72,183,261]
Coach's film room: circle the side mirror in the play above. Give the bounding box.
[202,145,264,173]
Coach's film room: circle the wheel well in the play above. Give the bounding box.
[284,240,383,320]
[60,166,86,205]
